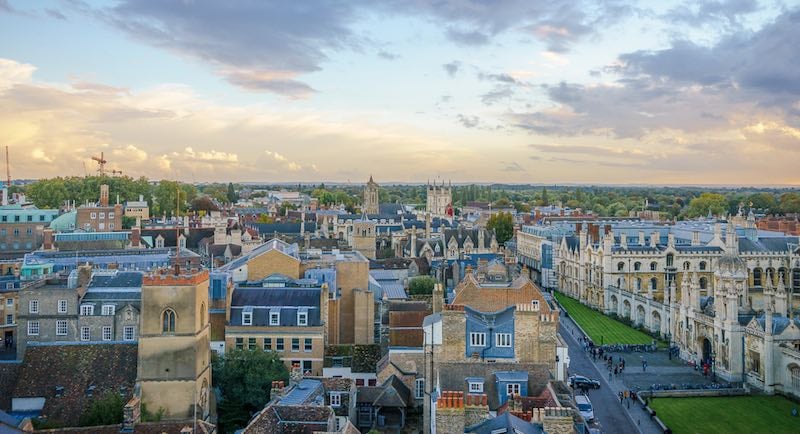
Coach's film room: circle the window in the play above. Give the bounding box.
[5,314,12,325]
[303,360,312,372]
[123,326,135,341]
[99,212,105,220]
[28,321,39,336]
[634,262,641,271]
[304,338,312,352]
[102,305,115,316]
[469,381,484,393]
[56,320,68,336]
[162,309,176,333]
[263,338,272,351]
[531,300,540,311]
[506,383,521,396]
[470,332,486,347]
[650,277,658,290]
[699,261,707,271]
[102,326,112,341]
[330,392,342,407]
[753,268,762,287]
[109,223,115,230]
[276,338,284,351]
[297,311,308,326]
[248,337,257,350]
[81,326,90,341]
[80,304,94,316]
[5,298,12,306]
[99,222,105,230]
[270,311,280,326]
[415,378,425,399]
[29,300,39,314]
[292,338,300,352]
[617,262,625,271]
[496,333,512,347]
[58,299,67,314]
[235,337,244,350]
[791,366,800,389]
[109,212,115,219]
[26,228,32,236]
[666,253,674,267]
[90,212,97,219]
[650,261,658,271]
[242,311,253,326]
[700,277,708,290]
[683,261,691,271]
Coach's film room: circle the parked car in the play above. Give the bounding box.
[569,375,601,389]
[575,394,595,422]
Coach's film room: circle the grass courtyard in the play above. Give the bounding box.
[554,292,654,345]
[650,396,800,434]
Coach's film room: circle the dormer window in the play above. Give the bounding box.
[297,310,308,326]
[242,309,253,326]
[531,300,540,311]
[468,381,484,393]
[270,310,280,326]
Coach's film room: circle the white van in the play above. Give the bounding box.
[575,394,595,422]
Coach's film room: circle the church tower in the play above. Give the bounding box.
[138,268,212,420]
[352,216,377,259]
[363,176,379,215]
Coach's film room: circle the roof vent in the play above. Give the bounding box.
[55,385,64,397]
[86,384,96,397]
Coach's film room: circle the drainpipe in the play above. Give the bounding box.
[481,327,494,361]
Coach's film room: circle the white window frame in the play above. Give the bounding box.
[123,326,135,341]
[5,314,12,325]
[469,381,484,393]
[109,223,115,230]
[99,222,105,230]
[270,312,280,326]
[102,304,115,316]
[56,320,68,336]
[27,320,39,336]
[5,298,12,307]
[496,333,512,348]
[29,300,39,314]
[531,300,540,311]
[80,304,94,316]
[108,212,115,219]
[506,383,521,396]
[415,378,425,399]
[57,299,67,314]
[469,332,486,347]
[242,311,253,326]
[297,311,308,326]
[80,326,90,341]
[102,326,112,341]
[330,392,342,407]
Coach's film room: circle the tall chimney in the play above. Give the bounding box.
[100,184,109,207]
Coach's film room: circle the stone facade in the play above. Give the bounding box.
[363,176,379,215]
[352,219,376,260]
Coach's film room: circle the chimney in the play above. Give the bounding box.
[433,283,444,313]
[100,184,109,207]
[131,227,141,248]
[620,233,627,249]
[410,225,417,258]
[638,231,645,245]
[43,229,54,250]
[77,264,93,288]
[270,380,286,401]
[589,224,600,244]
[691,231,700,246]
[604,224,612,235]
[667,233,675,247]
[425,213,431,239]
[289,364,303,387]
[122,396,141,432]
[650,231,659,248]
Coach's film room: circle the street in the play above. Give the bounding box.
[560,316,644,434]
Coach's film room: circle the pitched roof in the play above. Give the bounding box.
[465,411,544,434]
[451,275,551,313]
[242,403,333,434]
[12,343,137,427]
[32,420,216,434]
[0,362,21,410]
[229,287,322,327]
[87,270,143,289]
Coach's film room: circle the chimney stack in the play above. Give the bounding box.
[100,184,109,207]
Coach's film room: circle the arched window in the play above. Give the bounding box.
[793,268,800,290]
[650,261,658,271]
[634,262,641,271]
[617,262,625,271]
[666,253,674,267]
[791,366,800,389]
[753,268,762,287]
[778,268,788,286]
[700,277,708,290]
[635,278,642,291]
[699,261,707,271]
[683,261,691,271]
[162,309,176,333]
[650,277,658,290]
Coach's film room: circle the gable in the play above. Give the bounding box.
[246,248,301,281]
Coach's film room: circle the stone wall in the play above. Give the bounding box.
[247,249,301,281]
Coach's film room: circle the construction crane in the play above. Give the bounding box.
[91,152,108,176]
[5,146,10,188]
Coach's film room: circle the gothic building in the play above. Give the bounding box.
[363,176,380,215]
[427,180,453,218]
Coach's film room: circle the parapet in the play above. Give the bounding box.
[143,269,209,286]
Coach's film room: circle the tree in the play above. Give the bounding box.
[686,193,728,218]
[779,192,800,214]
[79,392,124,427]
[213,349,289,434]
[541,187,549,206]
[192,196,220,213]
[227,182,238,203]
[409,276,437,296]
[487,211,514,245]
[746,192,777,213]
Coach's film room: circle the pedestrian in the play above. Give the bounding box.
[619,391,623,402]
[608,371,612,381]
[614,366,618,375]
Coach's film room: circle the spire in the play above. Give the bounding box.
[369,174,374,183]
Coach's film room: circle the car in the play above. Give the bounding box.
[568,375,601,389]
[575,394,595,422]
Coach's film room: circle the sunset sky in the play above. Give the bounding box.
[1,0,798,185]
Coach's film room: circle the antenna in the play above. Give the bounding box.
[5,146,10,188]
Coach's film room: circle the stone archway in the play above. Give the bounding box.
[651,311,661,333]
[609,295,619,314]
[636,305,646,326]
[699,337,712,363]
[623,300,632,319]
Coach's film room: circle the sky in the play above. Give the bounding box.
[0,0,799,185]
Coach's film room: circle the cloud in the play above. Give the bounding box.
[443,61,461,77]
[481,87,514,106]
[222,69,316,99]
[664,0,759,27]
[502,161,526,172]
[446,27,490,46]
[46,8,67,20]
[377,50,399,60]
[456,114,480,128]
[0,58,36,90]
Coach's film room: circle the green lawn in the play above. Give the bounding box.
[554,292,653,345]
[650,396,800,434]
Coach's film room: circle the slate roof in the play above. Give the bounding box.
[379,203,404,215]
[247,222,317,235]
[739,236,799,253]
[33,420,216,433]
[495,371,529,382]
[88,271,143,289]
[465,411,544,434]
[141,228,214,249]
[207,243,243,258]
[754,314,800,335]
[230,287,322,327]
[321,377,352,393]
[451,275,550,313]
[243,403,333,434]
[357,375,411,407]
[12,343,137,427]
[0,363,21,410]
[437,362,549,410]
[280,379,324,406]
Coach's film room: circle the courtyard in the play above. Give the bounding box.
[554,292,654,345]
[649,395,800,434]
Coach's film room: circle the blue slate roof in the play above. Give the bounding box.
[230,287,322,326]
[739,236,799,253]
[280,379,324,405]
[494,371,529,382]
[755,314,800,335]
[465,411,544,434]
[88,271,143,289]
